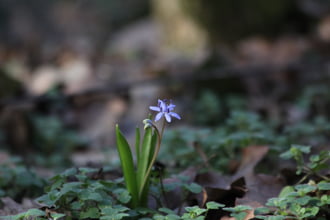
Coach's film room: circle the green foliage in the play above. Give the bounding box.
[161,110,275,172]
[115,125,139,208]
[0,157,46,201]
[283,116,330,146]
[262,181,327,219]
[193,90,222,125]
[34,167,131,219]
[152,202,224,220]
[223,205,252,220]
[254,147,330,219]
[31,115,86,168]
[281,145,329,181]
[116,124,158,208]
[2,208,46,220]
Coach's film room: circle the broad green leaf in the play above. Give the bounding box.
[318,181,330,190]
[79,191,103,202]
[206,201,225,209]
[60,182,83,194]
[292,145,311,154]
[185,206,207,216]
[100,213,129,220]
[61,167,77,177]
[100,206,129,220]
[231,212,247,220]
[158,207,176,214]
[223,205,252,212]
[278,186,294,198]
[80,207,100,219]
[50,213,66,220]
[116,125,138,208]
[113,188,131,204]
[254,207,270,215]
[295,184,317,194]
[320,194,330,205]
[70,201,82,210]
[184,183,202,194]
[295,196,313,205]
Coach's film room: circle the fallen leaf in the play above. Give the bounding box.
[234,146,285,206]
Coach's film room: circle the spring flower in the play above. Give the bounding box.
[149,99,181,122]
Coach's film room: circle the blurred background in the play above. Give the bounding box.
[0,0,330,170]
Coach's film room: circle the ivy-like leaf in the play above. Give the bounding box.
[113,188,131,204]
[184,183,202,194]
[79,190,103,202]
[50,213,66,220]
[100,206,129,220]
[318,181,330,190]
[80,207,100,219]
[206,201,225,209]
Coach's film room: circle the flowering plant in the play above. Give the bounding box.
[115,99,180,208]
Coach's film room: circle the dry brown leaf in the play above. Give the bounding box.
[234,146,285,206]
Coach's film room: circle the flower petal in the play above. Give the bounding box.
[169,112,181,120]
[164,113,171,122]
[155,112,164,121]
[149,106,160,111]
[168,103,176,110]
[159,99,166,112]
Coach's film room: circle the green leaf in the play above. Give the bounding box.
[231,212,247,220]
[294,145,311,154]
[295,184,317,194]
[36,193,58,206]
[135,127,141,164]
[295,196,313,205]
[115,125,138,208]
[70,201,82,210]
[255,216,287,220]
[318,181,330,190]
[60,182,83,194]
[184,183,202,194]
[320,195,330,205]
[26,209,46,217]
[80,207,100,219]
[158,207,176,214]
[79,191,103,202]
[113,188,131,204]
[50,213,66,220]
[100,206,129,220]
[254,207,270,215]
[223,205,252,212]
[206,201,225,209]
[61,167,77,177]
[278,186,295,198]
[136,127,153,204]
[185,206,207,216]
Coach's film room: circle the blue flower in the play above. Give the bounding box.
[149,99,181,122]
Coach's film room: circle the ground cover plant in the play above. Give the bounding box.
[1,1,330,219]
[1,92,329,220]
